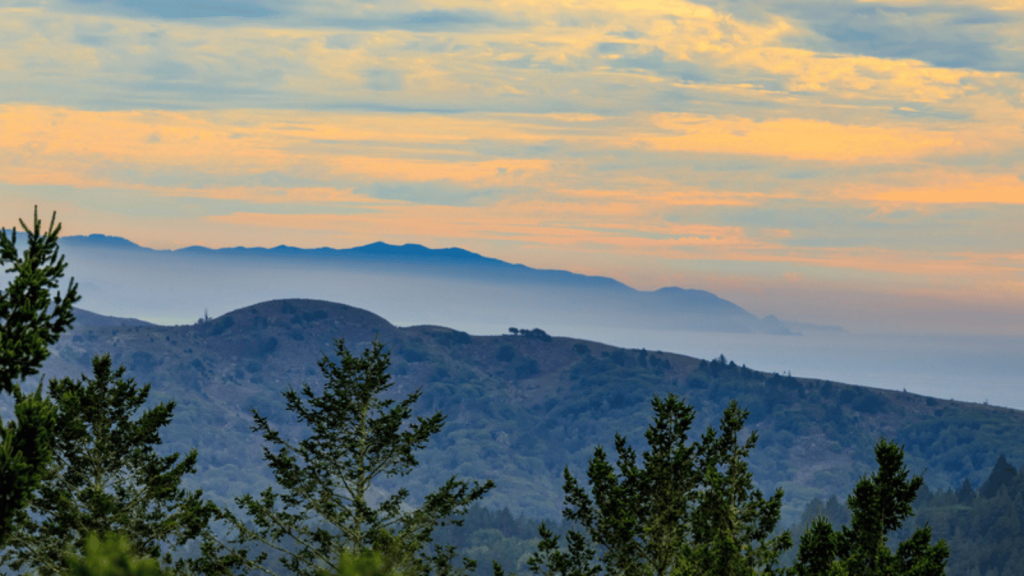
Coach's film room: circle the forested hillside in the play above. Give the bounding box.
[792,454,1024,576]
[37,298,1024,525]
[438,453,1024,575]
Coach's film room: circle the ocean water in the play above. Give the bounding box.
[458,321,1024,411]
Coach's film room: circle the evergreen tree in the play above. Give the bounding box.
[65,534,168,576]
[527,396,790,576]
[789,438,949,575]
[791,518,838,576]
[220,339,494,576]
[0,355,221,575]
[686,402,791,575]
[955,478,975,504]
[0,208,79,545]
[978,454,1016,499]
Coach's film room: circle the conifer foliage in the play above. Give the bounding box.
[0,355,220,574]
[527,396,792,576]
[220,339,494,576]
[790,439,949,575]
[66,534,167,576]
[0,208,79,545]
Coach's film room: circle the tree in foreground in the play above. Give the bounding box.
[220,339,494,576]
[65,534,167,576]
[790,438,949,576]
[0,355,222,575]
[0,208,79,544]
[528,396,791,576]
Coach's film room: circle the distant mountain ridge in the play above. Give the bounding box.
[58,234,816,334]
[62,234,645,289]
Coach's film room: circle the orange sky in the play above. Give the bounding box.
[2,0,1023,334]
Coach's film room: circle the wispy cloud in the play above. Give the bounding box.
[1,0,1023,333]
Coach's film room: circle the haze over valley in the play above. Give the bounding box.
[49,234,1024,410]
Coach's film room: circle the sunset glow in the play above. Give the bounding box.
[2,0,1022,333]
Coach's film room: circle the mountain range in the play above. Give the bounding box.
[56,234,826,335]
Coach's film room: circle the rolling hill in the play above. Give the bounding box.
[38,299,1024,525]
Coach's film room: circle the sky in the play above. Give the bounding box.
[2,0,1023,335]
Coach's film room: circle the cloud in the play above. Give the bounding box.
[0,105,554,205]
[3,0,1024,332]
[59,0,278,19]
[645,113,960,161]
[854,172,1024,204]
[788,2,1008,67]
[3,1,1018,117]
[316,8,512,31]
[204,206,763,257]
[703,0,1024,72]
[362,68,405,91]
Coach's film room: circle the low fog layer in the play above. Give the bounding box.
[545,327,1024,411]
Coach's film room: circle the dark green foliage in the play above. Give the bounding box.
[955,478,974,504]
[434,330,472,348]
[330,550,394,576]
[608,350,628,367]
[789,439,949,575]
[401,453,1024,569]
[131,351,158,372]
[0,208,79,390]
[508,328,552,343]
[237,336,280,359]
[528,395,791,576]
[0,208,79,546]
[0,355,221,575]
[207,317,235,337]
[528,524,599,576]
[65,533,166,576]
[792,519,837,576]
[303,310,329,323]
[978,454,1016,498]
[220,339,494,576]
[432,504,562,574]
[850,392,887,415]
[689,402,792,574]
[793,497,850,533]
[513,358,540,380]
[0,390,57,547]
[497,346,516,362]
[399,340,430,363]
[864,455,1024,574]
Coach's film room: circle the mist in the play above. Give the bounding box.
[21,235,1015,412]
